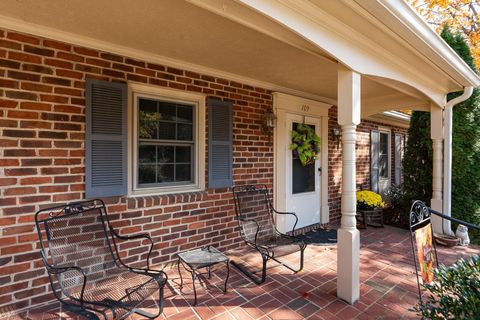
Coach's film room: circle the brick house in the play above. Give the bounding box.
[0,0,478,314]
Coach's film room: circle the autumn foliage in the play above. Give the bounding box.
[408,0,480,68]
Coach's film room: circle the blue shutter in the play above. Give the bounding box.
[370,130,379,193]
[208,99,232,188]
[85,79,128,198]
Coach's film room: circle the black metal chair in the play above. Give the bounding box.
[35,199,167,320]
[231,184,307,284]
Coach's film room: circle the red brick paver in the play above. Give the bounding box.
[1,226,478,319]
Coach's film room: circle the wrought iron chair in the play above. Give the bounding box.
[35,199,167,319]
[231,184,307,284]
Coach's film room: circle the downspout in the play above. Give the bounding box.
[442,86,474,235]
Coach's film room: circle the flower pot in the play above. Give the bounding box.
[357,208,384,229]
[434,234,460,247]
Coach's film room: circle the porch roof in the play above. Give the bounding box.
[0,0,478,114]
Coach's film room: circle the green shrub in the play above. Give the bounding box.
[402,26,480,243]
[383,185,410,229]
[414,255,480,319]
[441,26,480,242]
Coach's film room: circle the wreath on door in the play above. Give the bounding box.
[289,123,321,166]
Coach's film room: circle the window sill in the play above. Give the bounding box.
[129,184,205,197]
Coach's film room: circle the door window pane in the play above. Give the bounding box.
[292,122,316,194]
[292,159,315,194]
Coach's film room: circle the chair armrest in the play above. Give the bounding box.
[110,229,154,270]
[272,209,299,233]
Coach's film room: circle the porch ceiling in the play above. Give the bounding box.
[0,0,428,113]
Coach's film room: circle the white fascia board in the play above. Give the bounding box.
[366,112,410,129]
[382,111,411,122]
[359,0,480,88]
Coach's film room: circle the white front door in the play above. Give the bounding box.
[284,114,321,231]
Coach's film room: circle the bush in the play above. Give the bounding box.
[414,255,480,319]
[441,26,480,242]
[402,26,480,243]
[383,185,410,229]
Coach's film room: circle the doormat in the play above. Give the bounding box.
[297,228,337,246]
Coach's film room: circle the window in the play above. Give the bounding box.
[137,97,195,187]
[132,85,205,194]
[379,132,389,179]
[395,134,404,185]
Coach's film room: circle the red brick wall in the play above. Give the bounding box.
[0,28,408,313]
[0,29,273,312]
[327,106,408,222]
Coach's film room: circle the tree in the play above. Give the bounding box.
[403,26,480,237]
[403,111,433,204]
[408,0,480,68]
[441,26,480,229]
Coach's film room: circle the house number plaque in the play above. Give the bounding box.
[301,104,310,112]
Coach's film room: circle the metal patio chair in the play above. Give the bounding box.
[35,199,167,320]
[231,184,307,284]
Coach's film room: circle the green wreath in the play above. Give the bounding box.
[289,123,321,166]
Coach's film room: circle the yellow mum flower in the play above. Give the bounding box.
[356,191,385,210]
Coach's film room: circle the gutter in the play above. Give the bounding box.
[369,0,480,88]
[443,86,474,235]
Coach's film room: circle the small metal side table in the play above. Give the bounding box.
[177,246,229,305]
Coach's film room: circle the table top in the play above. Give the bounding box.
[177,246,228,269]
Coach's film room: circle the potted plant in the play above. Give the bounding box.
[356,190,385,228]
[289,123,321,166]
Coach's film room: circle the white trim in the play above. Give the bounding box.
[0,14,336,106]
[128,83,206,196]
[365,114,410,129]
[361,0,480,88]
[381,111,410,121]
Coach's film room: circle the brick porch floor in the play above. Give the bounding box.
[1,225,478,320]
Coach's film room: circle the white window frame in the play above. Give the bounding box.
[128,83,205,196]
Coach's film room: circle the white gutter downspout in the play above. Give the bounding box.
[443,86,474,235]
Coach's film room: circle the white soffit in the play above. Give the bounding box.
[0,0,435,110]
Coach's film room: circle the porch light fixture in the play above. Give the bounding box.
[332,125,341,147]
[262,109,277,136]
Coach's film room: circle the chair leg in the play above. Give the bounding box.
[230,253,268,285]
[270,246,305,273]
[133,278,164,319]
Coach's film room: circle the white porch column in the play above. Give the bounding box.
[430,105,443,234]
[337,65,360,304]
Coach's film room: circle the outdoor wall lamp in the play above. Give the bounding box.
[332,125,341,147]
[262,109,277,136]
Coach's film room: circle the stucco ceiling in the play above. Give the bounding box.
[0,0,423,108]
